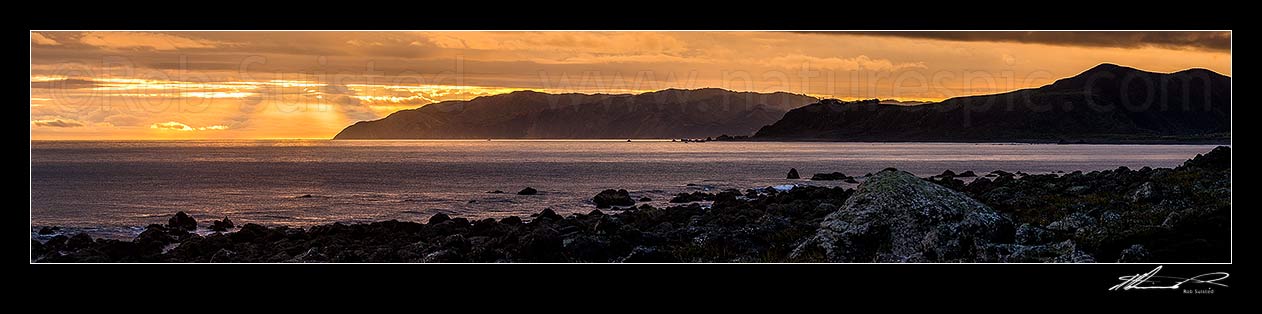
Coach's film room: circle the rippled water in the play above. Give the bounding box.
[30,140,1221,239]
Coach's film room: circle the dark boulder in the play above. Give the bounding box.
[593,189,635,208]
[428,213,451,225]
[31,240,45,258]
[67,233,95,250]
[209,217,235,232]
[939,170,957,178]
[533,208,563,222]
[638,197,652,202]
[500,216,523,226]
[167,211,197,231]
[1181,146,1230,171]
[486,190,504,194]
[38,226,59,235]
[44,235,69,251]
[518,228,563,262]
[563,235,612,262]
[517,187,538,195]
[135,225,175,246]
[958,171,977,177]
[810,172,850,181]
[787,168,800,179]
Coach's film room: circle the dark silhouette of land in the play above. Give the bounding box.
[334,64,1229,144]
[753,64,1230,143]
[334,89,818,139]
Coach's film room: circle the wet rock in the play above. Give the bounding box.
[167,211,197,231]
[296,194,313,198]
[939,170,957,178]
[38,226,59,235]
[428,213,451,225]
[810,172,849,181]
[787,168,800,179]
[135,225,176,246]
[533,208,563,222]
[487,190,504,194]
[670,192,713,203]
[593,189,635,208]
[517,187,538,195]
[500,216,523,226]
[67,233,95,250]
[45,235,68,251]
[843,177,859,184]
[792,169,1013,262]
[209,217,235,232]
[957,171,977,177]
[638,197,652,202]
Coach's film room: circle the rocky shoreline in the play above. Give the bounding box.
[31,146,1230,263]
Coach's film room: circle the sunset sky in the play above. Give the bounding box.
[30,31,1231,140]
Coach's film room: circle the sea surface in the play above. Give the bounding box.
[30,140,1222,239]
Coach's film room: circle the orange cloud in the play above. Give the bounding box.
[150,121,229,131]
[78,32,223,50]
[31,32,59,46]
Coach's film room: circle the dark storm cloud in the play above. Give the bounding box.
[31,119,85,128]
[31,78,99,89]
[800,31,1230,52]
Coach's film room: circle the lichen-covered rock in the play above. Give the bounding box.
[1128,182,1158,202]
[1117,244,1151,263]
[995,240,1096,263]
[792,169,1013,262]
[1015,223,1055,245]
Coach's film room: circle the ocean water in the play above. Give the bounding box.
[30,140,1222,239]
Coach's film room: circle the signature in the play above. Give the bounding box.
[1109,266,1229,291]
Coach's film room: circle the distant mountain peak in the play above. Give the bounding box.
[1079,63,1143,76]
[753,63,1230,143]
